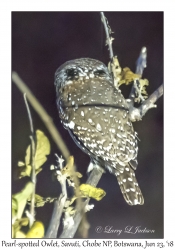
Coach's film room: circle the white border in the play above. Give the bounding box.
[1,0,175,246]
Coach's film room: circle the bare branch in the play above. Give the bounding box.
[29,136,36,227]
[12,72,70,160]
[24,93,34,134]
[129,47,147,101]
[23,94,36,227]
[139,84,163,117]
[101,12,114,60]
[126,46,163,121]
[86,165,104,186]
[128,84,163,121]
[59,164,104,238]
[136,47,147,76]
[45,176,67,238]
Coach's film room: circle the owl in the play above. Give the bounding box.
[54,58,144,206]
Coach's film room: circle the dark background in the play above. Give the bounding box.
[12,12,163,239]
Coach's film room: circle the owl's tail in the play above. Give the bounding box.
[116,164,144,206]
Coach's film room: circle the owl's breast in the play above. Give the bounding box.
[58,78,128,112]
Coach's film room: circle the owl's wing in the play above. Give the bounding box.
[67,105,144,206]
[66,104,138,172]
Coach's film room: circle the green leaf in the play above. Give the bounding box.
[18,130,50,178]
[79,184,106,201]
[12,182,34,220]
[25,130,50,170]
[28,194,57,207]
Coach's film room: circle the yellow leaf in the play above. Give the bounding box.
[119,67,140,86]
[18,165,32,179]
[134,78,149,103]
[15,230,26,238]
[13,218,29,237]
[12,182,34,220]
[26,221,44,238]
[77,172,83,178]
[61,156,82,180]
[28,194,57,207]
[64,206,76,215]
[79,184,106,201]
[24,130,50,176]
[108,57,121,75]
[12,198,17,218]
[108,57,122,87]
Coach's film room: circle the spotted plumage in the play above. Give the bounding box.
[54,58,144,205]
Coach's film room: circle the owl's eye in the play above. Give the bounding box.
[66,68,79,77]
[94,69,106,76]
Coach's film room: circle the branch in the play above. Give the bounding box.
[139,84,163,117]
[45,175,67,238]
[101,12,121,87]
[23,94,36,227]
[129,47,147,102]
[59,164,104,238]
[45,155,82,238]
[101,12,114,60]
[126,46,163,121]
[135,47,147,76]
[24,93,34,134]
[128,84,163,122]
[12,72,70,160]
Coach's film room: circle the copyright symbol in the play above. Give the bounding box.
[95,226,103,233]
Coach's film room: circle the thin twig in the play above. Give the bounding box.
[59,164,104,238]
[127,46,163,121]
[135,47,147,76]
[139,84,163,117]
[29,136,36,227]
[24,93,34,134]
[128,84,163,122]
[23,94,36,227]
[100,12,114,60]
[129,47,147,101]
[12,72,70,160]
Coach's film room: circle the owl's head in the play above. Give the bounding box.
[54,58,111,89]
